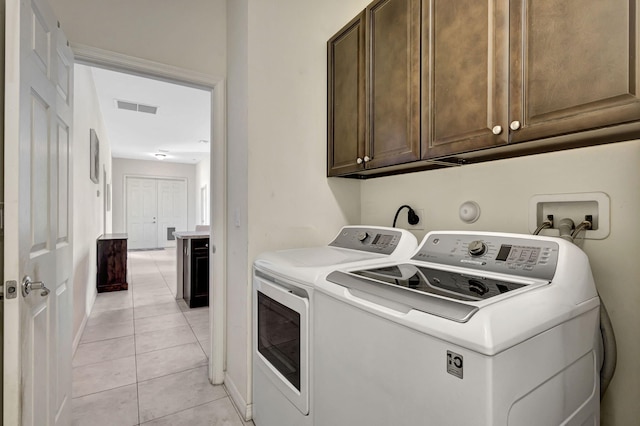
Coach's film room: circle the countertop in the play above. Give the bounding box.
[98,233,128,240]
[173,231,210,239]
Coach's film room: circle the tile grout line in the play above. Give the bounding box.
[130,250,143,426]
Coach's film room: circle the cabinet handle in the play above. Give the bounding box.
[363,156,371,162]
[492,125,503,135]
[356,157,363,164]
[510,121,521,131]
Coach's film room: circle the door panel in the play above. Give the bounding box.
[327,12,366,176]
[56,122,70,245]
[4,1,74,424]
[157,179,187,248]
[126,178,158,249]
[509,0,640,142]
[366,0,421,168]
[422,0,508,159]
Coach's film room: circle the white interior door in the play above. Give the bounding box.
[126,177,158,249]
[127,177,187,249]
[4,0,74,424]
[157,179,187,248]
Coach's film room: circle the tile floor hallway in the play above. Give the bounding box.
[71,248,252,426]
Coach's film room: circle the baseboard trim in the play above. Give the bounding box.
[224,372,253,421]
[71,290,96,356]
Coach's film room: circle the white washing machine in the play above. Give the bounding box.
[252,226,418,426]
[314,231,601,426]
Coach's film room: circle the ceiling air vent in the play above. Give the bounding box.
[115,99,158,115]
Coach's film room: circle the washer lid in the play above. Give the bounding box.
[257,246,386,268]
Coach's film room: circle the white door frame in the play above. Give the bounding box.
[73,45,227,384]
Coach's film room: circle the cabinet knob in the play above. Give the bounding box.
[356,157,363,164]
[492,125,503,135]
[510,121,521,131]
[363,156,371,162]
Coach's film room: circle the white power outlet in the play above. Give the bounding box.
[397,208,424,230]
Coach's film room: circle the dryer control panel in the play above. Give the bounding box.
[412,233,559,281]
[329,227,403,255]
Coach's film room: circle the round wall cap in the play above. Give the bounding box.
[459,201,481,223]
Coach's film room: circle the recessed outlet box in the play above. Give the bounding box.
[397,208,425,231]
[529,192,610,239]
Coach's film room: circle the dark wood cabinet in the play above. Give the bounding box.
[422,0,508,159]
[327,12,366,176]
[508,0,640,144]
[366,0,421,169]
[97,234,128,293]
[327,0,420,176]
[184,238,209,308]
[328,0,640,177]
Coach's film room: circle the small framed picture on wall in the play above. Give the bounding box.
[90,129,99,183]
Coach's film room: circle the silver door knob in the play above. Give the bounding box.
[356,157,363,164]
[22,276,50,297]
[492,125,503,135]
[363,156,371,162]
[510,121,521,131]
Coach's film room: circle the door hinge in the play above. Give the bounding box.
[1,280,18,300]
[0,201,4,236]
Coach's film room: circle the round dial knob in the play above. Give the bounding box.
[468,240,487,256]
[356,231,369,242]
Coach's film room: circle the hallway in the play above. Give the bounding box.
[71,248,251,425]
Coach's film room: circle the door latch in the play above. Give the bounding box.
[2,280,18,299]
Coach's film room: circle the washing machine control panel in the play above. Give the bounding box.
[413,233,559,281]
[329,227,403,255]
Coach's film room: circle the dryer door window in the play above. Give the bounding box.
[257,291,301,390]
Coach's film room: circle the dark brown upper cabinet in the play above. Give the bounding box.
[328,0,420,176]
[327,12,366,177]
[366,0,421,169]
[508,0,640,144]
[422,0,509,159]
[328,0,640,178]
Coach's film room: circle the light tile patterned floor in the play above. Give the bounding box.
[72,248,253,426]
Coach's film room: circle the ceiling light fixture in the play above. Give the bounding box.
[154,153,167,160]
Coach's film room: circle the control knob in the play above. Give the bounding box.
[468,240,487,257]
[356,231,369,242]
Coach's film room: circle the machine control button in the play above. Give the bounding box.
[356,231,368,242]
[468,240,488,256]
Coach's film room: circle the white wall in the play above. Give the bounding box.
[72,64,113,344]
[360,140,640,425]
[49,0,226,78]
[195,157,211,226]
[111,158,197,233]
[225,0,365,416]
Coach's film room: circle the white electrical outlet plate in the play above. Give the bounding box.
[397,209,424,230]
[528,192,610,239]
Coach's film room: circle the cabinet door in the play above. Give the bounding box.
[422,0,509,159]
[366,0,421,169]
[509,0,640,143]
[190,239,210,308]
[327,12,366,177]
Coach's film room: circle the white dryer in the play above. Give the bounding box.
[252,226,418,426]
[314,231,601,426]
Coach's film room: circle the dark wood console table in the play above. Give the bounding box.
[97,233,128,293]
